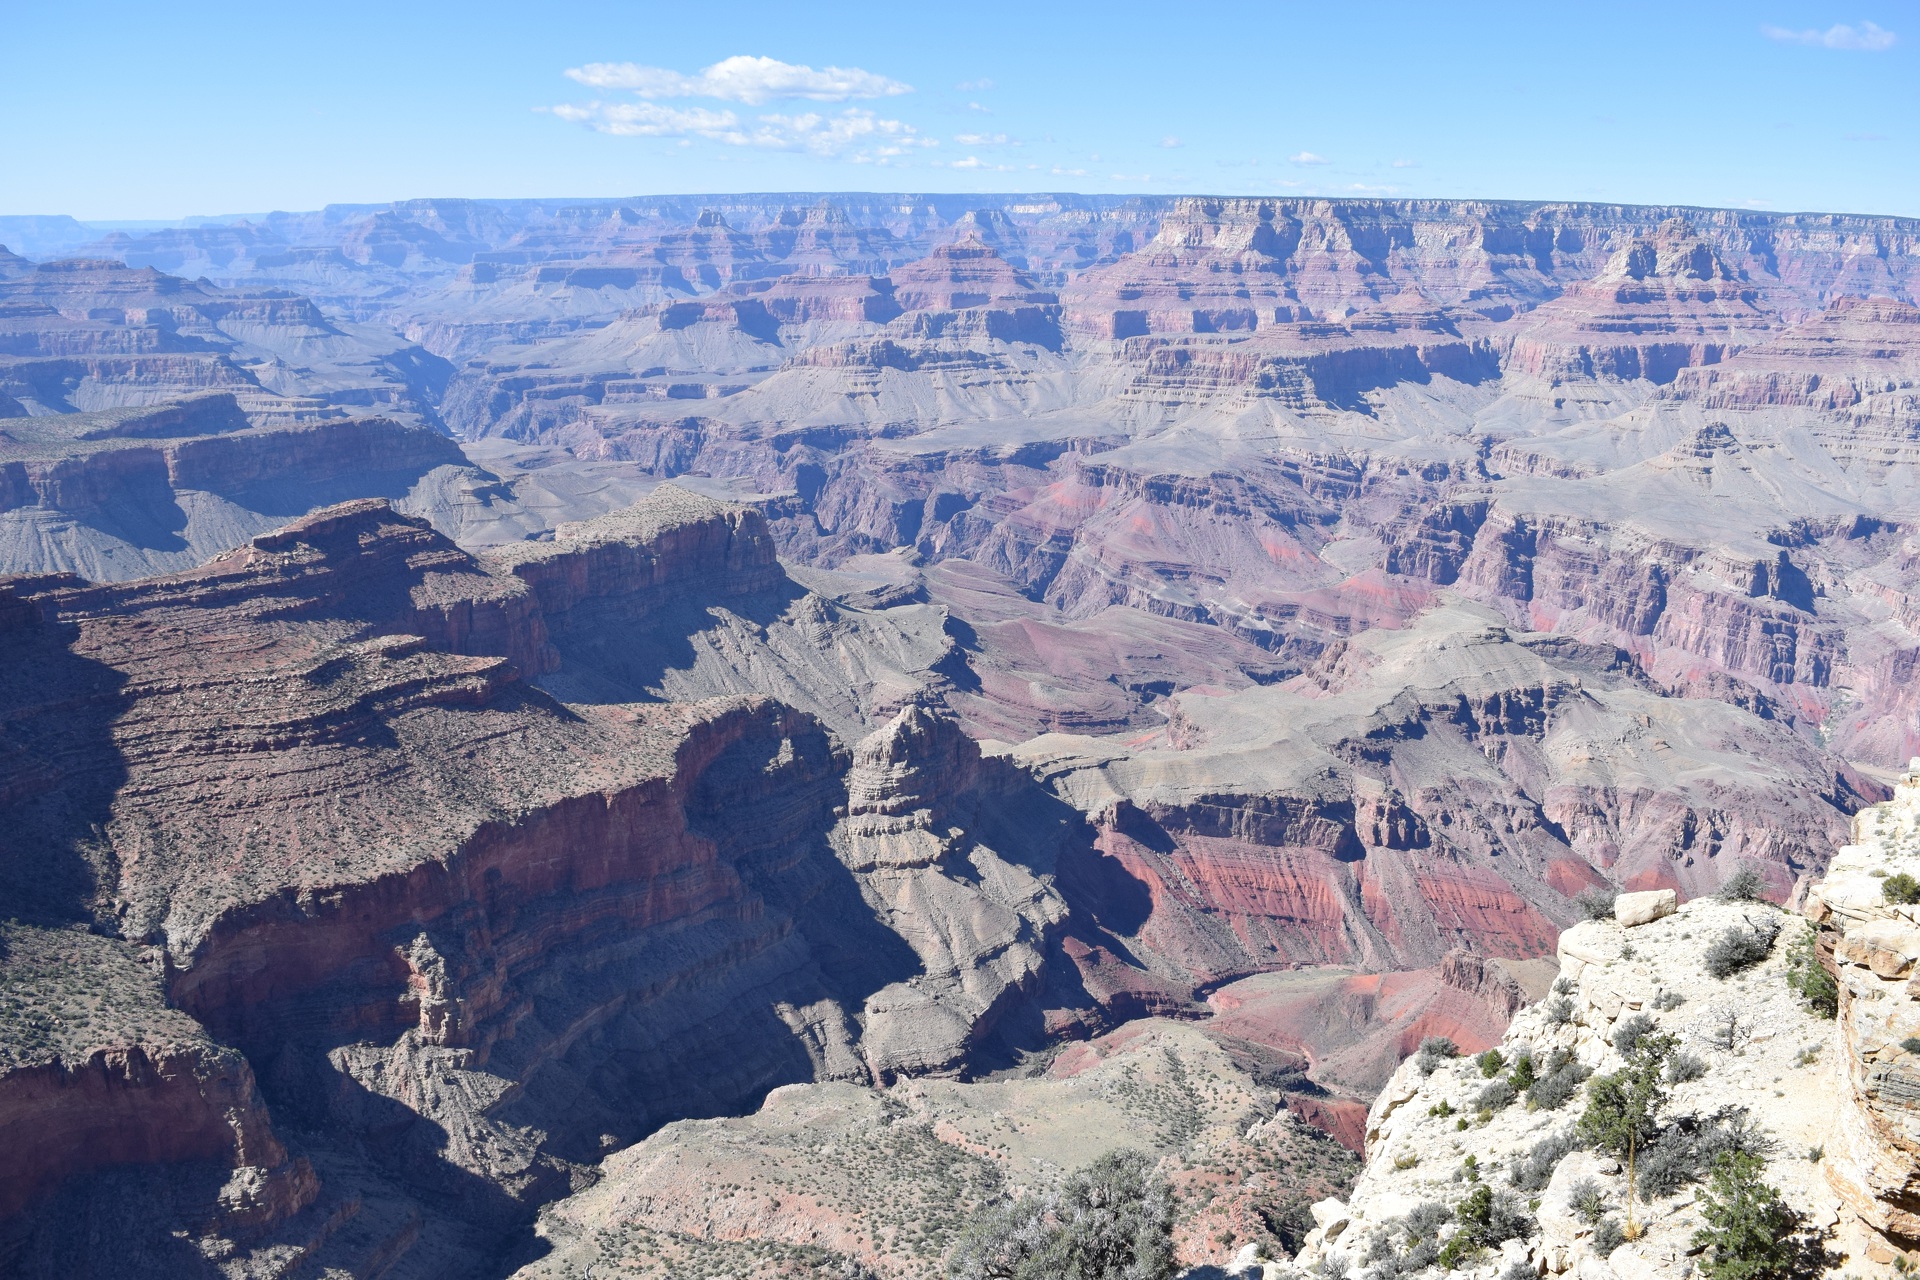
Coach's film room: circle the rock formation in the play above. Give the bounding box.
[6,193,1920,1277]
[1278,763,1920,1280]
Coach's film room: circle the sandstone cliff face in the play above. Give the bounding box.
[1805,761,1920,1245]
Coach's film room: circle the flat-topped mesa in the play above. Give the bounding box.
[721,273,904,324]
[1805,759,1920,1245]
[483,483,783,635]
[1671,295,1920,417]
[1504,220,1773,385]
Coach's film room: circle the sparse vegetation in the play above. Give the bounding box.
[1509,1130,1576,1192]
[1691,1152,1801,1280]
[1436,1184,1532,1269]
[1665,1051,1709,1084]
[1611,1012,1657,1058]
[1717,866,1766,902]
[1646,1110,1778,1202]
[1524,1048,1591,1111]
[1472,1080,1515,1112]
[1783,922,1838,1019]
[1476,1049,1506,1078]
[1568,1177,1608,1227]
[1652,990,1686,1012]
[1705,1005,1752,1053]
[1705,918,1781,979]
[1575,889,1619,921]
[1413,1036,1459,1076]
[947,1149,1175,1280]
[1542,996,1575,1029]
[1883,873,1920,906]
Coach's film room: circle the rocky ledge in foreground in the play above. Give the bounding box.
[1275,761,1920,1280]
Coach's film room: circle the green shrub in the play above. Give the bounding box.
[1691,1152,1800,1280]
[1782,923,1837,1019]
[1415,1036,1460,1075]
[1437,1185,1533,1269]
[1665,1051,1708,1084]
[1883,872,1920,906]
[1473,1080,1515,1112]
[947,1149,1175,1280]
[1705,919,1781,979]
[1477,1049,1507,1078]
[1526,1048,1592,1111]
[1611,1013,1657,1058]
[1717,866,1766,902]
[1568,1177,1608,1227]
[1506,1049,1537,1092]
[1508,1130,1576,1192]
[1575,889,1619,921]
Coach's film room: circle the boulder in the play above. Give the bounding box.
[1614,890,1677,928]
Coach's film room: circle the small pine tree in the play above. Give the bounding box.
[1883,872,1920,906]
[1691,1152,1800,1280]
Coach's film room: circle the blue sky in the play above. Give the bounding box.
[5,0,1916,220]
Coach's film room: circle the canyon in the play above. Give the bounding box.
[1,193,1918,1277]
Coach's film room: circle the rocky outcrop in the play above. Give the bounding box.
[1294,765,1920,1280]
[1805,760,1920,1244]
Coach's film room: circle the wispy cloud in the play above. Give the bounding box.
[955,132,1010,146]
[1050,166,1089,176]
[548,101,932,160]
[966,101,992,113]
[565,55,912,104]
[1161,136,1183,149]
[1760,20,1896,50]
[955,78,996,91]
[940,155,1014,171]
[1289,151,1331,166]
[1391,158,1419,169]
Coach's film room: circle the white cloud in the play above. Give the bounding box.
[550,100,931,159]
[1050,166,1089,176]
[1161,136,1182,148]
[548,102,741,137]
[565,55,912,104]
[1761,20,1896,49]
[966,101,992,113]
[1392,158,1419,168]
[1290,150,1331,165]
[955,132,1009,145]
[955,78,996,91]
